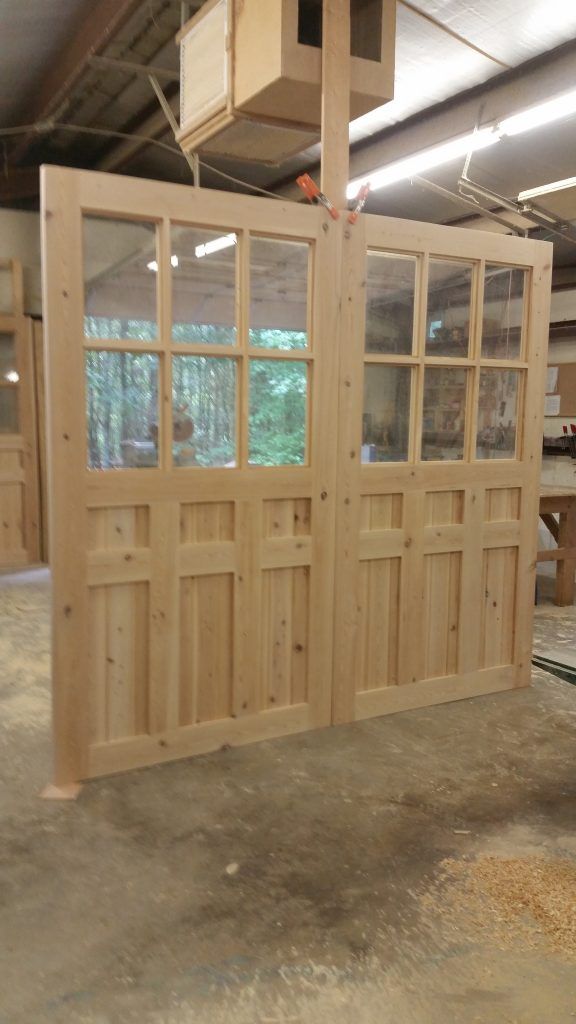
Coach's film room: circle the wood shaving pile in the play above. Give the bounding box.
[427,856,576,961]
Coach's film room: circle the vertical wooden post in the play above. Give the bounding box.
[320,0,350,209]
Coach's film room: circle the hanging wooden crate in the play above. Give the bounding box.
[176,0,396,164]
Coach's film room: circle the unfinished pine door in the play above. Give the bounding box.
[333,214,551,722]
[42,166,340,783]
[0,260,40,567]
[42,167,551,785]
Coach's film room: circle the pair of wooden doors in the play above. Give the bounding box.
[42,166,551,784]
[0,260,41,568]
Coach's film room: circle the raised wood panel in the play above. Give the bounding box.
[88,582,149,742]
[423,551,461,680]
[88,506,149,549]
[356,557,400,692]
[360,493,402,529]
[485,487,521,522]
[261,565,310,709]
[481,546,518,668]
[263,497,311,537]
[180,573,234,725]
[425,490,464,526]
[180,501,235,542]
[0,482,25,556]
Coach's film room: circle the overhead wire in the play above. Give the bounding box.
[0,120,291,200]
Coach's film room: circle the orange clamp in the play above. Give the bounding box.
[296,173,340,220]
[348,182,371,224]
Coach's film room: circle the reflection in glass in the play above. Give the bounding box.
[172,226,237,345]
[365,253,416,355]
[0,325,18,433]
[0,389,18,433]
[83,217,158,341]
[426,260,473,357]
[172,356,236,467]
[85,352,159,469]
[249,360,307,465]
[362,365,411,462]
[477,369,520,459]
[250,237,308,349]
[422,367,467,461]
[0,334,17,381]
[482,266,525,359]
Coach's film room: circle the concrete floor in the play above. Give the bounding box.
[1,568,576,1024]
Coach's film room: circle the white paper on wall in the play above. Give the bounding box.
[546,366,559,393]
[545,394,561,416]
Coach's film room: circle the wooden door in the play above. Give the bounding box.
[42,167,340,783]
[333,214,551,723]
[42,168,551,786]
[0,260,40,567]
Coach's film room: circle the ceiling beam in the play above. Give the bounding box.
[97,93,181,172]
[9,0,144,164]
[88,55,179,82]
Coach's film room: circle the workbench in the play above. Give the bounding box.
[538,487,576,605]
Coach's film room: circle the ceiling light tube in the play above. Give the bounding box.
[347,128,499,199]
[147,255,179,271]
[499,87,576,137]
[518,175,576,202]
[195,233,237,259]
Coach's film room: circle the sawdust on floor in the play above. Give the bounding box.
[424,855,576,963]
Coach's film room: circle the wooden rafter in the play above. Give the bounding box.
[9,0,145,165]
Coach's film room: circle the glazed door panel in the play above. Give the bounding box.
[42,167,339,783]
[333,214,551,723]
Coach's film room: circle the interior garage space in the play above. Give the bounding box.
[1,2,576,1022]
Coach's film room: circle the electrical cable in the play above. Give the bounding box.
[0,120,291,200]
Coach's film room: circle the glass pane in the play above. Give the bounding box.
[482,266,525,359]
[172,356,236,467]
[477,369,520,459]
[426,260,473,357]
[0,334,17,381]
[422,367,467,461]
[85,352,159,469]
[0,267,12,315]
[172,226,237,345]
[362,365,411,462]
[0,389,18,433]
[249,360,307,465]
[83,217,158,341]
[365,252,416,355]
[250,238,308,349]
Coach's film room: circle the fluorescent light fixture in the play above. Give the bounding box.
[4,370,19,383]
[147,255,179,272]
[347,128,499,199]
[499,87,576,137]
[195,233,237,259]
[518,175,576,202]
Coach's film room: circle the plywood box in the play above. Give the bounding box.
[176,0,396,164]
